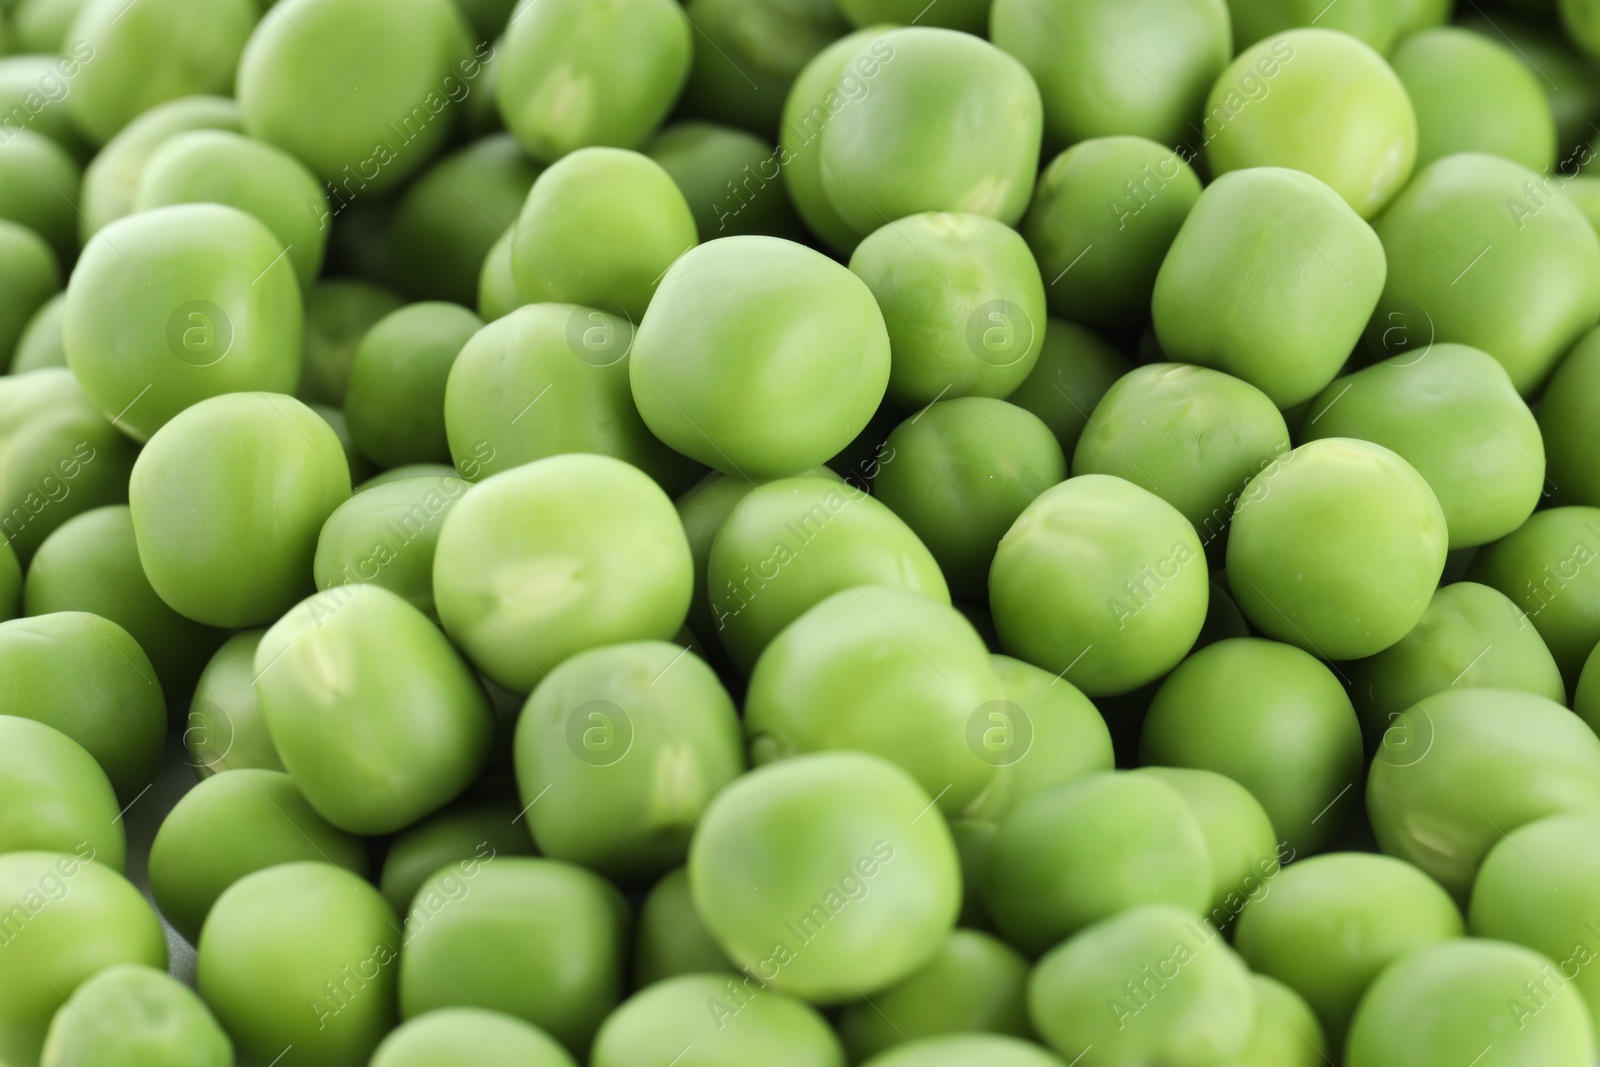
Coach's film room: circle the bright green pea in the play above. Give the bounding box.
[689,751,962,1003]
[344,302,481,469]
[746,586,999,812]
[1344,939,1594,1066]
[990,474,1209,697]
[819,28,1041,237]
[41,964,232,1067]
[476,231,523,322]
[631,236,890,479]
[0,217,56,363]
[371,1009,576,1067]
[1142,638,1362,854]
[1151,167,1385,408]
[14,0,89,52]
[1227,0,1395,51]
[634,866,733,987]
[1374,152,1600,395]
[864,1036,1065,1067]
[594,973,844,1067]
[678,0,847,135]
[148,768,368,943]
[389,134,540,306]
[399,857,630,1054]
[1027,904,1256,1066]
[1234,974,1327,1067]
[314,474,468,618]
[434,453,693,693]
[1205,31,1415,219]
[0,612,163,799]
[1226,439,1447,660]
[0,716,123,871]
[1539,325,1600,507]
[129,392,350,627]
[991,0,1231,150]
[1005,319,1131,459]
[184,630,283,777]
[1374,688,1600,900]
[198,862,399,1067]
[134,129,328,292]
[1460,13,1598,152]
[11,291,65,373]
[378,795,535,916]
[1469,506,1600,684]
[298,278,404,406]
[646,121,803,240]
[0,53,92,163]
[0,851,166,1066]
[1233,852,1463,1046]
[237,0,475,192]
[1346,582,1565,743]
[0,129,78,266]
[496,0,690,163]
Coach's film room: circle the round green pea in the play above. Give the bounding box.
[1469,506,1600,685]
[1539,325,1600,508]
[495,0,690,163]
[0,129,79,267]
[477,230,523,322]
[1005,319,1131,458]
[1133,766,1279,927]
[989,474,1209,697]
[688,751,962,1003]
[40,964,231,1067]
[0,53,92,164]
[630,236,890,479]
[646,121,803,240]
[198,862,399,1067]
[635,866,733,987]
[148,768,368,943]
[298,279,405,406]
[1226,0,1396,51]
[678,0,847,135]
[14,0,89,53]
[184,630,283,777]
[1234,973,1327,1067]
[1461,14,1597,151]
[314,474,467,619]
[344,302,481,469]
[11,291,66,373]
[378,795,537,916]
[0,715,123,871]
[371,1009,576,1067]
[861,1036,1065,1067]
[0,217,57,365]
[593,974,844,1067]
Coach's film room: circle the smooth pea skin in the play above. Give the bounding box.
[1227,439,1448,660]
[631,236,890,479]
[1469,506,1600,685]
[991,0,1231,150]
[1234,974,1327,1067]
[41,964,232,1067]
[129,392,350,627]
[1152,167,1385,408]
[593,974,845,1067]
[0,715,124,872]
[1021,137,1202,331]
[0,129,81,267]
[399,858,630,1054]
[237,0,474,192]
[689,752,961,1003]
[12,291,67,374]
[1347,582,1566,743]
[435,454,692,692]
[1133,766,1279,926]
[1539,326,1600,507]
[299,280,405,406]
[849,212,1047,408]
[1302,344,1543,549]
[708,477,949,671]
[344,302,482,469]
[148,768,369,944]
[1345,940,1594,1067]
[1027,904,1256,1066]
[1206,31,1415,220]
[1227,0,1395,51]
[314,474,468,619]
[379,795,537,915]
[184,630,283,776]
[678,0,848,137]
[1006,319,1131,458]
[1142,638,1363,854]
[371,1009,577,1067]
[989,474,1208,697]
[64,203,303,441]
[635,867,732,986]
[496,0,689,162]
[746,586,1000,813]
[0,218,57,363]
[1234,852,1463,1045]
[199,862,398,1067]
[647,122,803,241]
[864,1036,1064,1067]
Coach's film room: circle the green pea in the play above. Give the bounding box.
[688,751,962,1003]
[378,795,533,916]
[1565,0,1600,59]
[389,134,540,306]
[838,0,987,31]
[129,392,350,627]
[0,129,78,266]
[184,629,284,777]
[634,866,734,987]
[1469,506,1600,685]
[990,474,1209,697]
[991,0,1231,150]
[434,453,693,692]
[399,857,630,1053]
[198,862,399,1067]
[0,850,166,1066]
[1374,152,1600,395]
[1226,439,1447,660]
[11,290,65,373]
[1205,31,1415,219]
[1027,904,1256,1066]
[1344,939,1594,1066]
[511,148,695,318]
[864,1036,1065,1067]
[0,53,92,163]
[476,231,523,322]
[594,973,843,1067]
[13,0,87,52]
[1021,138,1202,332]
[314,474,468,619]
[0,716,123,871]
[1005,319,1131,459]
[299,279,405,406]
[630,236,890,479]
[646,121,803,241]
[343,302,481,469]
[40,964,232,1067]
[443,303,685,487]
[358,463,459,491]
[818,28,1041,237]
[1233,974,1327,1067]
[1539,326,1600,508]
[148,768,368,943]
[1346,582,1565,744]
[1227,0,1395,51]
[237,0,475,193]
[1460,13,1599,153]
[1151,167,1385,408]
[679,0,847,135]
[372,1009,575,1067]
[1396,0,1454,36]
[495,0,689,163]
[0,216,56,361]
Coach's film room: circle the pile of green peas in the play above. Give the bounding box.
[6,0,1600,1063]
